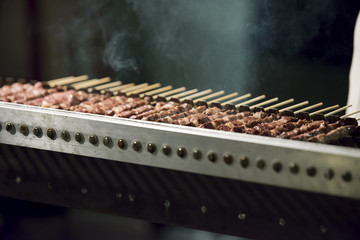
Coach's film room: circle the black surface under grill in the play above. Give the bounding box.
[0,144,359,239]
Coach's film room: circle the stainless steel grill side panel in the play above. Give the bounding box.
[1,144,359,240]
[0,102,359,199]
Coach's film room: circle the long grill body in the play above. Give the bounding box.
[0,78,360,239]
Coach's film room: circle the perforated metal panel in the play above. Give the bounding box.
[0,102,359,199]
[0,144,359,239]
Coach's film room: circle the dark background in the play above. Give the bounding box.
[0,0,359,106]
[0,1,359,239]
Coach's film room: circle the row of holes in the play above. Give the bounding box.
[0,122,354,183]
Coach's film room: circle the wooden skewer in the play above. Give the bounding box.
[46,76,74,85]
[264,98,294,111]
[294,102,323,114]
[309,105,340,116]
[47,75,88,87]
[167,89,198,100]
[341,110,360,119]
[193,91,225,102]
[324,105,352,117]
[222,93,251,105]
[128,83,161,95]
[235,95,266,108]
[112,83,143,95]
[94,81,122,90]
[47,76,86,87]
[122,83,149,93]
[149,88,187,104]
[125,84,156,96]
[250,97,279,109]
[279,101,309,112]
[71,78,95,88]
[109,83,135,92]
[72,77,111,90]
[153,87,186,98]
[208,92,238,104]
[85,77,111,89]
[141,86,173,97]
[179,89,212,101]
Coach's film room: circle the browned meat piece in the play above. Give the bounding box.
[204,107,222,115]
[25,89,88,109]
[200,119,227,129]
[286,121,341,141]
[308,125,356,143]
[129,101,176,119]
[143,103,192,121]
[109,98,146,116]
[156,106,207,123]
[71,95,143,115]
[199,111,252,129]
[216,124,232,131]
[0,82,31,98]
[115,105,154,118]
[173,112,209,126]
[290,122,328,141]
[255,116,300,136]
[1,82,59,104]
[233,126,246,133]
[70,93,111,113]
[278,120,325,139]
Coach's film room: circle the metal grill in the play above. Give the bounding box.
[0,75,360,239]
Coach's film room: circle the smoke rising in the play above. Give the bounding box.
[115,0,340,94]
[103,31,138,72]
[36,0,355,105]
